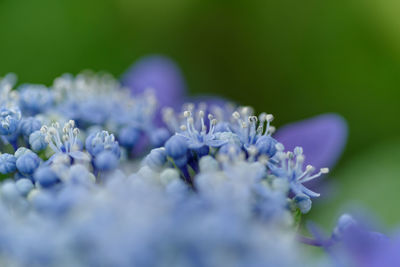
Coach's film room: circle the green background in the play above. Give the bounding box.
[1,0,399,228]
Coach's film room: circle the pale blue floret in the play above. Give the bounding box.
[16,151,40,176]
[94,150,119,172]
[294,194,312,214]
[0,73,18,108]
[18,84,54,115]
[41,120,90,162]
[144,148,167,170]
[29,130,48,152]
[15,178,34,196]
[14,147,33,159]
[268,145,329,213]
[1,180,21,203]
[230,109,276,153]
[165,135,188,167]
[176,110,227,150]
[0,108,21,135]
[0,153,17,174]
[19,117,41,138]
[68,164,95,186]
[85,130,120,158]
[34,166,60,188]
[149,127,170,148]
[118,125,141,148]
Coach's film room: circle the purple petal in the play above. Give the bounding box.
[187,95,233,108]
[121,55,187,110]
[274,113,347,170]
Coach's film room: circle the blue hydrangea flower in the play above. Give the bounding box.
[41,120,90,162]
[144,147,167,171]
[29,130,48,152]
[117,125,141,148]
[0,108,21,135]
[19,117,41,138]
[85,130,120,158]
[16,151,40,176]
[268,145,329,213]
[94,150,119,172]
[0,63,356,267]
[230,109,277,153]
[0,153,17,174]
[34,166,60,188]
[15,178,34,196]
[165,135,189,168]
[0,73,18,108]
[174,109,227,154]
[18,84,54,116]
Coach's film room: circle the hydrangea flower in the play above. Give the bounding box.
[18,84,54,116]
[0,107,21,136]
[0,58,363,267]
[0,153,16,174]
[40,120,90,162]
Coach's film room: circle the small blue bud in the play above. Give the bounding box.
[150,128,170,148]
[144,148,167,170]
[15,178,34,196]
[118,126,141,148]
[29,130,48,152]
[85,131,120,158]
[294,194,312,214]
[255,136,278,157]
[165,135,188,159]
[0,153,17,174]
[94,151,119,172]
[14,147,33,159]
[16,152,40,176]
[19,117,41,137]
[34,166,59,188]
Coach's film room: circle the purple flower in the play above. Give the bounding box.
[122,55,230,124]
[303,214,392,267]
[121,55,187,111]
[275,114,347,170]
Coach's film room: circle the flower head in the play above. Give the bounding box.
[41,120,89,162]
[0,108,21,136]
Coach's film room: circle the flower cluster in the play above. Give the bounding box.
[0,57,353,267]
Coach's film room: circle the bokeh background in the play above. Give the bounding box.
[0,0,399,229]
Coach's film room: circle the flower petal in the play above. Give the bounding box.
[69,151,91,162]
[121,55,187,110]
[187,95,233,108]
[274,113,347,170]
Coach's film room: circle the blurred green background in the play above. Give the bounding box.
[0,0,399,227]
